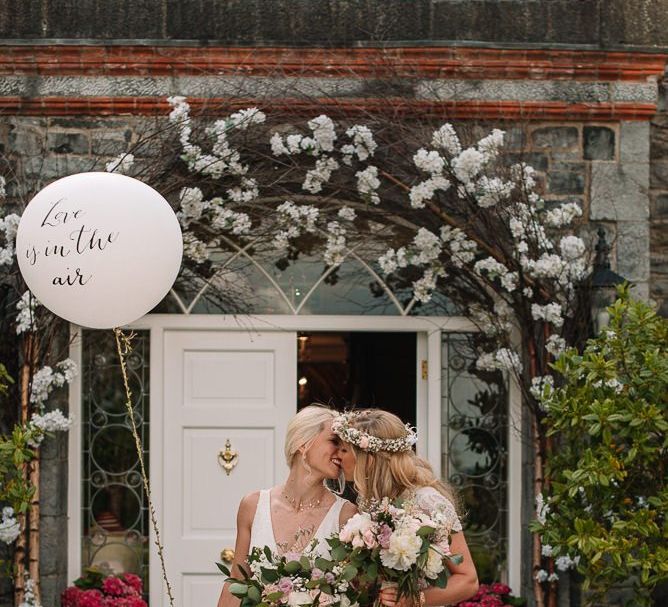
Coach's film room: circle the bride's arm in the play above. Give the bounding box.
[422,531,479,606]
[217,492,258,607]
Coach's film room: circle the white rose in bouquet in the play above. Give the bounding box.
[339,512,377,548]
[287,591,312,607]
[380,529,423,571]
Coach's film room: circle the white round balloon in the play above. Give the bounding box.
[16,172,183,329]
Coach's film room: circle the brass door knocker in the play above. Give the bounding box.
[218,439,238,475]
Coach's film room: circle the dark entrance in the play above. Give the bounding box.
[296,332,417,428]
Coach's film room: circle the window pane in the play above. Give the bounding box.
[441,333,508,584]
[81,330,150,590]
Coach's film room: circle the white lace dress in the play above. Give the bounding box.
[249,489,347,558]
[410,486,463,534]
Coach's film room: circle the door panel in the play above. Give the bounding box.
[162,330,297,607]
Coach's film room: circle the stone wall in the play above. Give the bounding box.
[650,72,668,315]
[1,0,668,48]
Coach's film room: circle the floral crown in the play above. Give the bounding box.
[331,411,417,453]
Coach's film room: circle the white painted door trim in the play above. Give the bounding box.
[67,313,522,597]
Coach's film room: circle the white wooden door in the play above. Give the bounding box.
[162,330,297,607]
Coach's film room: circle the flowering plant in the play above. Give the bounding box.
[455,582,525,607]
[61,569,147,607]
[327,497,463,603]
[219,544,368,607]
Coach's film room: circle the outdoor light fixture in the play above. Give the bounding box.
[590,227,626,334]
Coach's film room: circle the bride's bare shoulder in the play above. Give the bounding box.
[339,499,358,526]
[237,491,262,523]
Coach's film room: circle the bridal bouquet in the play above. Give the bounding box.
[219,544,369,607]
[325,498,463,603]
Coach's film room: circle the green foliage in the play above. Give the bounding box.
[536,287,668,605]
[0,363,12,396]
[0,424,39,513]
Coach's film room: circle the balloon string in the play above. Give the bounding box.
[114,328,175,607]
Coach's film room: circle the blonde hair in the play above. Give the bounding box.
[284,404,337,466]
[347,409,458,510]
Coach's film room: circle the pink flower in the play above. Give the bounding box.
[362,529,377,548]
[490,583,511,596]
[122,574,143,595]
[62,586,83,607]
[359,436,370,449]
[277,578,294,594]
[78,589,104,607]
[102,577,129,597]
[377,524,392,549]
[310,568,324,581]
[324,573,335,584]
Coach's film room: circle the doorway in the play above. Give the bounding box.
[296,332,417,427]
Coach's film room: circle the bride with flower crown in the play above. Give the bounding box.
[332,409,480,606]
[217,405,357,607]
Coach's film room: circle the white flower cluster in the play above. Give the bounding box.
[303,157,340,194]
[182,232,209,263]
[530,375,555,405]
[30,359,78,406]
[535,569,559,583]
[271,114,336,157]
[475,176,514,208]
[227,177,260,203]
[555,554,580,571]
[411,269,440,303]
[431,123,461,156]
[272,201,320,251]
[452,147,485,186]
[474,257,518,292]
[0,212,20,267]
[545,334,566,357]
[409,175,450,209]
[379,227,442,275]
[535,492,550,525]
[31,408,73,432]
[592,377,624,394]
[105,153,134,174]
[18,577,42,607]
[338,206,356,221]
[414,149,445,175]
[544,202,582,228]
[341,125,377,164]
[440,226,476,268]
[531,302,564,328]
[0,507,20,544]
[16,291,39,335]
[324,221,348,267]
[168,96,263,180]
[355,166,380,204]
[213,207,252,235]
[475,348,523,374]
[178,187,209,226]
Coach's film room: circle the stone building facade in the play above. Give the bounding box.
[0,2,667,606]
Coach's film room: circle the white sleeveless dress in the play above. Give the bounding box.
[249,489,347,557]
